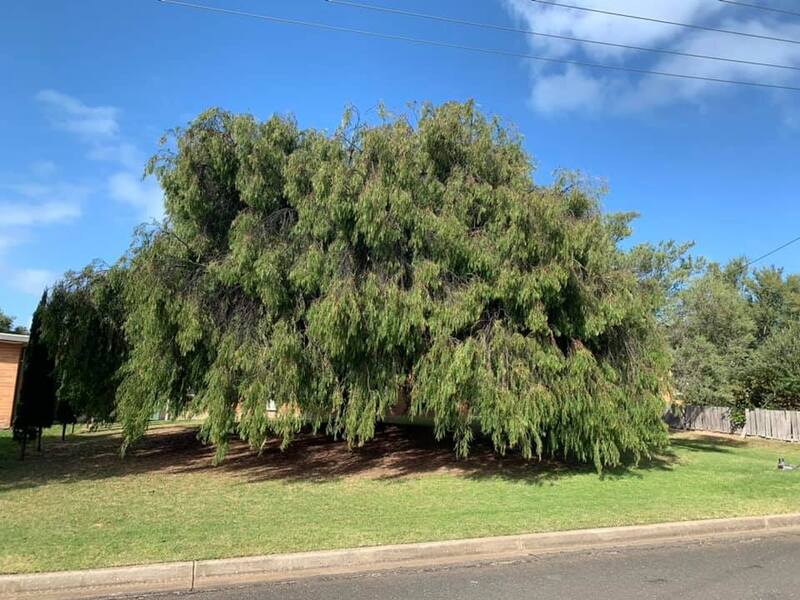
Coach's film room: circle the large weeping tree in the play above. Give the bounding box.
[118,101,671,469]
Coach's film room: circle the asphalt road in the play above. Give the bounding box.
[143,531,800,600]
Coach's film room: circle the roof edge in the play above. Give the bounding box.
[0,332,29,344]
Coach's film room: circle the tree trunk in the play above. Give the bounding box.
[71,423,76,434]
[37,427,42,452]
[62,423,67,441]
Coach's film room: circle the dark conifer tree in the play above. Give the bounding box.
[13,292,57,458]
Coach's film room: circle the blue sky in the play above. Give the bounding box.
[2,0,800,324]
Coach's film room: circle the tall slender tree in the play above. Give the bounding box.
[13,292,57,458]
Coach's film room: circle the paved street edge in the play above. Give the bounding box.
[3,513,800,599]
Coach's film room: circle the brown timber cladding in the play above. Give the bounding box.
[0,341,24,429]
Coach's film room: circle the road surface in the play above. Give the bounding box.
[140,530,800,600]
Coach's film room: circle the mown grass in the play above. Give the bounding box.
[0,423,798,574]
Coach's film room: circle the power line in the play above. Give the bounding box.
[529,0,800,46]
[327,0,800,72]
[748,235,800,266]
[157,0,800,92]
[718,0,800,18]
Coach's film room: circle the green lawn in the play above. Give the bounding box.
[0,423,798,574]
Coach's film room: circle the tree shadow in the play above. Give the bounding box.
[0,423,678,493]
[669,432,749,454]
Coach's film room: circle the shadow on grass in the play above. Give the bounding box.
[0,424,678,493]
[670,433,749,454]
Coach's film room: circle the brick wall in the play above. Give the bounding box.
[0,342,24,429]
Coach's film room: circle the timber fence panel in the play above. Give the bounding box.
[669,406,800,442]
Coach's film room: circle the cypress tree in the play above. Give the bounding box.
[13,292,57,458]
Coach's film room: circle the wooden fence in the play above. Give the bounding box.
[744,408,800,442]
[666,405,800,442]
[666,405,736,434]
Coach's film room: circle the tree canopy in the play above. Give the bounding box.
[40,263,128,423]
[0,309,27,334]
[669,261,800,411]
[32,102,800,465]
[105,101,672,469]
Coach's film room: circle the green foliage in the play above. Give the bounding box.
[626,240,701,319]
[668,263,755,407]
[40,263,128,422]
[13,293,57,440]
[740,321,800,410]
[0,309,27,334]
[55,399,77,427]
[117,101,670,469]
[745,267,800,343]
[670,262,800,410]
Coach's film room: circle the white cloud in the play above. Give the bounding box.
[10,269,57,295]
[36,89,120,139]
[507,0,723,59]
[503,0,800,114]
[34,90,144,169]
[108,172,164,221]
[2,200,81,227]
[0,180,87,227]
[88,141,144,171]
[529,65,614,114]
[2,91,159,313]
[0,232,26,256]
[33,90,160,220]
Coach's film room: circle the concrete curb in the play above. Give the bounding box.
[3,513,800,599]
[0,562,194,600]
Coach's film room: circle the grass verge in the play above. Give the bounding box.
[1,423,798,574]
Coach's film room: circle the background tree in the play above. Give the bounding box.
[668,262,755,407]
[117,102,672,470]
[626,240,700,321]
[40,263,128,423]
[0,309,28,334]
[13,292,57,458]
[740,321,800,410]
[744,267,800,343]
[669,261,800,411]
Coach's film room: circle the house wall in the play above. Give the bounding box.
[0,341,24,429]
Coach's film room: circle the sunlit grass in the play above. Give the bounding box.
[0,424,798,574]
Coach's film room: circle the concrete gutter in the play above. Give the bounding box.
[3,513,800,599]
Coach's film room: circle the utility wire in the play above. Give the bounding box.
[748,235,800,266]
[529,0,800,46]
[327,0,800,72]
[157,0,800,92]
[719,0,800,18]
